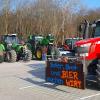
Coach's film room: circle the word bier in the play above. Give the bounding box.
[61,71,81,88]
[46,61,85,89]
[61,71,78,79]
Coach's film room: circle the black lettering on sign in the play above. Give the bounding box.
[46,61,85,89]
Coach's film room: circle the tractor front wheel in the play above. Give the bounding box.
[96,59,100,88]
[23,50,32,61]
[6,50,17,62]
[35,48,42,60]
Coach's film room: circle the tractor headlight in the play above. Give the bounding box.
[23,45,28,53]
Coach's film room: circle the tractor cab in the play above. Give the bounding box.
[78,19,100,39]
[75,20,100,60]
[92,20,100,37]
[64,38,82,51]
[3,34,19,44]
[1,34,19,50]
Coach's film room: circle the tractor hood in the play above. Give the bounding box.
[75,37,100,46]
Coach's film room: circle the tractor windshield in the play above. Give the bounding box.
[4,35,19,44]
[35,36,43,42]
[94,26,100,37]
[65,39,79,45]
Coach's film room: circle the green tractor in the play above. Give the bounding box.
[1,34,32,62]
[27,34,54,60]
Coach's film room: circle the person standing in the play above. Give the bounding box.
[42,46,47,60]
[0,41,5,63]
[51,43,60,60]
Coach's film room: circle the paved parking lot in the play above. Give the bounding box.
[0,61,100,100]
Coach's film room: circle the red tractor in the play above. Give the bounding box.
[75,19,100,87]
[64,38,82,51]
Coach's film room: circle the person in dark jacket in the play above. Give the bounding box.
[51,43,60,60]
[47,43,53,59]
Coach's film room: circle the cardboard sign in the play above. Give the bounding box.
[46,60,85,89]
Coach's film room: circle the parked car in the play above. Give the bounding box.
[58,48,75,57]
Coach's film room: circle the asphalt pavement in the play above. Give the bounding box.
[0,61,100,100]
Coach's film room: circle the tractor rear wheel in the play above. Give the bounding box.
[23,50,32,61]
[6,50,17,62]
[35,48,42,60]
[96,59,100,88]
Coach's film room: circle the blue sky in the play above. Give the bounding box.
[10,0,100,11]
[83,0,100,9]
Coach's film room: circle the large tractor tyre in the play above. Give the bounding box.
[23,50,32,61]
[96,59,100,88]
[35,48,42,60]
[6,50,17,62]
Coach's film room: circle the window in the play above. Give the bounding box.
[94,26,100,37]
[5,36,19,44]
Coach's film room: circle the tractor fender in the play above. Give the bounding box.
[95,43,100,58]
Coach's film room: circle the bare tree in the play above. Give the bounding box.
[2,0,11,34]
[0,0,96,41]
